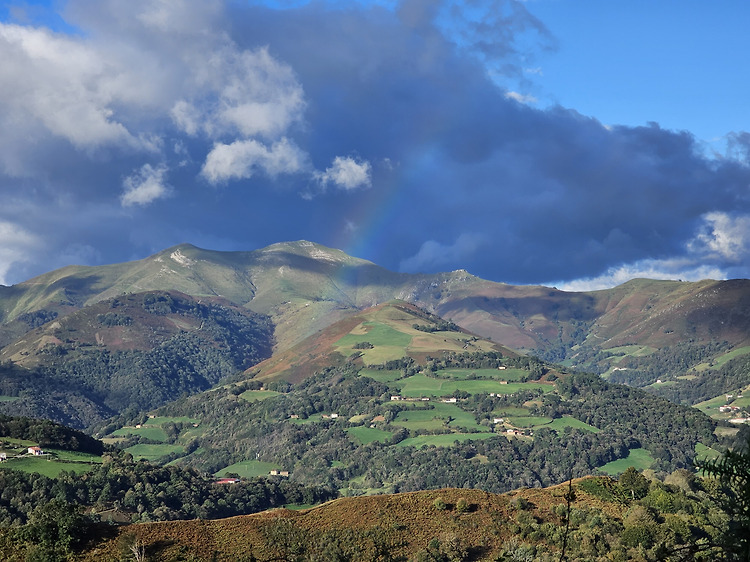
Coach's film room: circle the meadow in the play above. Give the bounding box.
[600,448,655,475]
[346,426,393,445]
[125,443,184,462]
[215,459,282,478]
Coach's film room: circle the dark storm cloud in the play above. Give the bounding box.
[0,0,748,288]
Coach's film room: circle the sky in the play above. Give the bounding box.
[0,0,749,291]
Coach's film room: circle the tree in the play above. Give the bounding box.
[618,467,649,500]
[698,434,750,561]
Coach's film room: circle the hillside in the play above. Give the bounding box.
[1,240,750,428]
[246,300,517,383]
[0,290,273,428]
[101,324,717,498]
[4,473,735,562]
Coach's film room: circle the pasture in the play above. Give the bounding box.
[346,426,393,445]
[599,448,655,475]
[125,443,184,461]
[239,390,281,402]
[396,432,498,448]
[111,425,169,442]
[392,403,483,432]
[0,455,96,477]
[215,460,282,478]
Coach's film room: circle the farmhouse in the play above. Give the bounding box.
[215,478,240,484]
[28,446,43,455]
[0,453,6,461]
[442,398,457,403]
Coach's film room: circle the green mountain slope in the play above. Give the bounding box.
[2,240,750,427]
[0,290,273,428]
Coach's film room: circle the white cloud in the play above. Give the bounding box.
[121,164,171,206]
[0,221,41,286]
[552,211,750,291]
[171,46,306,141]
[688,211,750,261]
[553,259,726,292]
[505,91,537,104]
[0,23,143,159]
[400,233,484,273]
[314,156,372,191]
[201,137,308,184]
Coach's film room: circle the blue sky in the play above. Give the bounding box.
[0,0,749,290]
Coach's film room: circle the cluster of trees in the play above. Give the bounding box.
[0,415,103,454]
[608,341,731,387]
[412,320,460,333]
[0,451,335,528]
[652,353,750,406]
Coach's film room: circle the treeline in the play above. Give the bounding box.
[0,415,103,454]
[0,452,335,527]
[608,340,730,387]
[651,353,750,406]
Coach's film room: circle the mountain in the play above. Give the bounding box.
[1,240,750,429]
[2,240,749,358]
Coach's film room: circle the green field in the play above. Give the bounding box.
[393,374,552,398]
[0,396,19,402]
[437,368,529,381]
[543,416,600,433]
[0,456,96,477]
[359,369,403,383]
[239,390,281,402]
[111,425,169,442]
[45,449,103,463]
[599,448,655,475]
[335,321,413,363]
[695,346,750,372]
[695,442,721,463]
[125,443,184,461]
[508,416,554,428]
[604,345,656,358]
[215,460,282,478]
[346,426,393,445]
[392,403,483,432]
[397,432,499,448]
